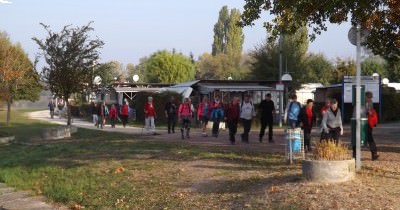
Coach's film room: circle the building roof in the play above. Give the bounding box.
[198,84,272,94]
[113,87,161,93]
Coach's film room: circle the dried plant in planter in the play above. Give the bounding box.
[311,140,352,161]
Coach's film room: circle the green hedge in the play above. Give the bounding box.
[381,87,400,121]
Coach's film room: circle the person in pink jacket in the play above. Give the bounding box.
[178,98,193,139]
[197,96,210,137]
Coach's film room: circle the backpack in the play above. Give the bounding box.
[287,101,301,121]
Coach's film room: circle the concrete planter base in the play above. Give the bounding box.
[302,159,355,183]
[41,126,78,140]
[0,136,15,144]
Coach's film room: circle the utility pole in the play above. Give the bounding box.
[279,34,283,127]
[355,24,362,170]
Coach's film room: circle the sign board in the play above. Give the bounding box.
[276,83,284,91]
[343,76,380,103]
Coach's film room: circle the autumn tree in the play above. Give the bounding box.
[33,22,104,125]
[241,0,400,62]
[0,32,42,125]
[144,50,195,83]
[249,27,309,88]
[95,61,126,84]
[302,53,334,85]
[361,56,388,78]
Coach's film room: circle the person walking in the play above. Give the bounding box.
[225,97,240,145]
[321,99,343,144]
[197,96,210,137]
[210,96,224,137]
[121,101,129,128]
[299,99,316,152]
[164,96,177,134]
[178,98,193,139]
[109,104,118,128]
[320,98,331,141]
[90,102,98,126]
[285,94,301,128]
[97,102,107,129]
[57,99,64,119]
[144,96,156,134]
[48,99,55,119]
[258,93,275,143]
[365,91,379,160]
[240,94,256,143]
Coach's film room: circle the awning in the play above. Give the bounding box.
[198,84,272,94]
[160,87,193,98]
[113,87,161,93]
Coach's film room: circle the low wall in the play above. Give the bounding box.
[41,126,78,140]
[302,159,355,183]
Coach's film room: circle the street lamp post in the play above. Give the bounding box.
[279,34,283,127]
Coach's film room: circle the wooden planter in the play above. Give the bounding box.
[302,159,355,183]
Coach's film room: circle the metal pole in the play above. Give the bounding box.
[279,34,283,127]
[356,24,362,170]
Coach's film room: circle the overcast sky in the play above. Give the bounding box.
[0,0,355,65]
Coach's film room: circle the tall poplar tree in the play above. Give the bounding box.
[211,6,244,79]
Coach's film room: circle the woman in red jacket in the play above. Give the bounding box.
[121,101,129,128]
[367,108,379,160]
[109,104,118,128]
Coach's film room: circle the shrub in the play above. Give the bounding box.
[311,141,352,161]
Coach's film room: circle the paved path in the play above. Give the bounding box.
[0,183,66,210]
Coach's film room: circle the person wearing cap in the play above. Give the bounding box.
[299,99,316,152]
[240,94,256,143]
[144,96,157,134]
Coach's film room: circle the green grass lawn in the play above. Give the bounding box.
[0,110,300,209]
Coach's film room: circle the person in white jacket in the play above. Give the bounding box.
[321,99,343,144]
[240,94,256,143]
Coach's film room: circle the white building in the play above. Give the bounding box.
[296,83,324,105]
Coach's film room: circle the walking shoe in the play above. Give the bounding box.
[372,154,379,161]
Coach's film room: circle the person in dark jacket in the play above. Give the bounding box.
[225,97,240,144]
[164,96,177,134]
[299,99,316,152]
[258,93,275,143]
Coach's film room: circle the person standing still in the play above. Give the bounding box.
[299,99,316,152]
[144,96,157,134]
[240,94,256,143]
[164,97,177,134]
[285,94,301,129]
[121,101,129,128]
[225,97,240,145]
[197,96,210,137]
[258,93,275,143]
[48,99,55,119]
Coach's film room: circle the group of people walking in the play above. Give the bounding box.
[47,91,379,160]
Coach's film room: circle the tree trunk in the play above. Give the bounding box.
[6,97,11,126]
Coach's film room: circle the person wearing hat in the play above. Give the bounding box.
[144,96,157,134]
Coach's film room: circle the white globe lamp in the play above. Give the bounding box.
[133,74,139,82]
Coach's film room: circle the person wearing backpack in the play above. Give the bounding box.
[240,94,256,143]
[178,98,193,139]
[210,96,224,137]
[284,94,301,129]
[366,91,379,160]
[197,96,210,137]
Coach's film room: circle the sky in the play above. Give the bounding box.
[0,0,355,66]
